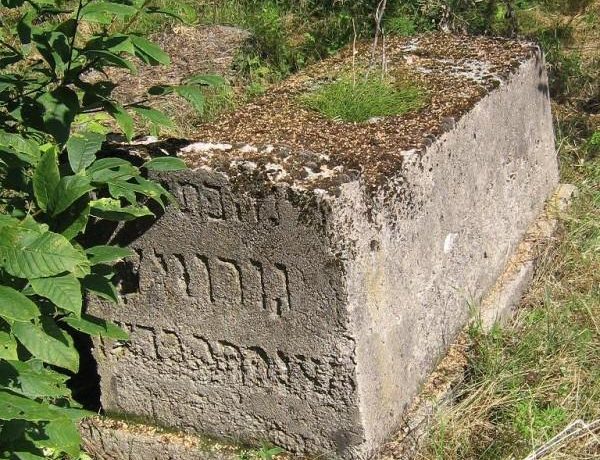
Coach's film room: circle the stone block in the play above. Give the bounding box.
[90,34,559,459]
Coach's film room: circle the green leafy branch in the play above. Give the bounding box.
[0,0,219,457]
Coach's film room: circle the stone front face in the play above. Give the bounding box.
[91,35,559,460]
[92,169,363,457]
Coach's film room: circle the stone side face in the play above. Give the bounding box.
[337,52,558,455]
[90,169,363,458]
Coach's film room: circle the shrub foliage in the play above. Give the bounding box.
[0,0,219,457]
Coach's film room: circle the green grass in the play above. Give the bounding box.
[300,76,425,123]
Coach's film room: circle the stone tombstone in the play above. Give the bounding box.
[90,34,559,459]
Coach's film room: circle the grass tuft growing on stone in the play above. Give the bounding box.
[300,76,425,123]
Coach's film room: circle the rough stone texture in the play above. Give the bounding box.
[90,34,559,459]
[80,418,243,460]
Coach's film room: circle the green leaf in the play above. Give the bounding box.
[62,314,128,340]
[90,198,154,221]
[61,206,90,241]
[128,176,173,208]
[13,318,79,372]
[131,35,170,65]
[184,74,226,86]
[87,157,131,175]
[37,418,81,458]
[48,175,94,217]
[84,49,137,73]
[0,390,66,421]
[85,246,133,265]
[0,131,40,165]
[81,274,118,303]
[105,102,134,141]
[33,31,70,74]
[131,106,174,128]
[147,84,174,96]
[92,164,138,183]
[16,11,33,47]
[13,448,46,460]
[0,215,20,228]
[80,1,138,23]
[32,147,59,212]
[107,179,137,204]
[0,286,40,322]
[22,87,79,144]
[0,225,89,279]
[30,274,82,316]
[84,33,135,55]
[66,131,105,173]
[71,248,92,279]
[143,156,186,171]
[0,51,22,67]
[0,0,26,8]
[0,331,18,360]
[0,360,70,398]
[175,85,205,113]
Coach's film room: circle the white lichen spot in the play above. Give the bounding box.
[401,39,420,53]
[231,160,258,172]
[130,136,159,145]
[400,149,418,160]
[303,164,344,182]
[181,142,233,153]
[239,144,259,153]
[444,233,459,254]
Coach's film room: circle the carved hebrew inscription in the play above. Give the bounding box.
[145,251,292,316]
[170,181,280,225]
[113,323,355,401]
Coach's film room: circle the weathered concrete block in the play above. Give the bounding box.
[90,34,558,459]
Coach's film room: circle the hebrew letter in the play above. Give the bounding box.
[200,183,224,220]
[264,263,291,316]
[156,330,184,362]
[181,184,201,214]
[242,347,271,386]
[211,258,242,306]
[187,255,212,304]
[243,260,266,310]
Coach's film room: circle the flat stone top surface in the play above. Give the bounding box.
[179,33,537,191]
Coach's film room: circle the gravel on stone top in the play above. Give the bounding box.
[179,33,537,193]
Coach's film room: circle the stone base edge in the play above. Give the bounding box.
[80,417,254,460]
[374,184,578,460]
